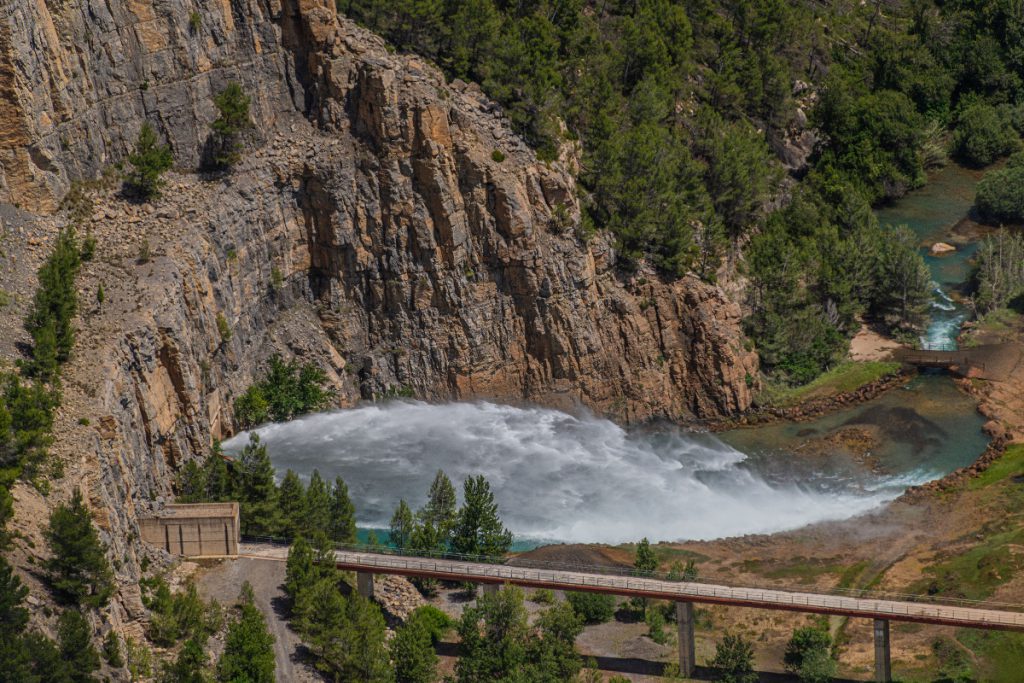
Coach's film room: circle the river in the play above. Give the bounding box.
[223,164,990,546]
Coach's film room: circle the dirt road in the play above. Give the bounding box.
[197,557,318,682]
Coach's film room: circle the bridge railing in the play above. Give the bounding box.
[240,535,1024,615]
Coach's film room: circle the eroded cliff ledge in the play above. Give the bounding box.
[0,0,756,633]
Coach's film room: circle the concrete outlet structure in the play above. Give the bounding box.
[139,503,239,557]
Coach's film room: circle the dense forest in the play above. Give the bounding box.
[342,0,1024,383]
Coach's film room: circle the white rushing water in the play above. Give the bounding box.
[223,401,921,544]
[921,282,965,350]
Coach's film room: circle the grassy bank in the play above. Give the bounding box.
[756,361,901,409]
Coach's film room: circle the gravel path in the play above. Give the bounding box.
[197,557,319,682]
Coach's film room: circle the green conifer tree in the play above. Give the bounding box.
[126,122,173,199]
[451,475,512,559]
[329,476,357,544]
[304,470,332,537]
[57,609,101,683]
[277,469,306,538]
[44,489,114,607]
[217,583,275,683]
[389,499,415,549]
[210,83,252,169]
[392,614,437,683]
[236,434,279,536]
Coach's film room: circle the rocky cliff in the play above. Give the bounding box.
[0,0,757,636]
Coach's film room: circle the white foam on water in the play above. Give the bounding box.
[223,401,935,544]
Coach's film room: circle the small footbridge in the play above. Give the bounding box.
[896,343,1022,380]
[237,541,1024,682]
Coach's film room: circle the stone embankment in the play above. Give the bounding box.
[709,369,910,431]
[900,436,1010,501]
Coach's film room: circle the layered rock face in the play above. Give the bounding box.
[0,0,757,631]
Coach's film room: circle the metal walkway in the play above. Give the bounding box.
[896,343,1022,380]
[323,548,1024,632]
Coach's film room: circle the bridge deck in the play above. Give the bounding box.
[297,549,1024,632]
[896,343,1022,380]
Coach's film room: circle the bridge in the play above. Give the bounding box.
[238,542,1024,682]
[896,343,1022,380]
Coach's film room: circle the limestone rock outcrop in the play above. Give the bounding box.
[0,0,758,632]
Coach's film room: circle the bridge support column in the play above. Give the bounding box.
[482,583,500,597]
[356,571,374,599]
[676,601,696,677]
[873,619,891,683]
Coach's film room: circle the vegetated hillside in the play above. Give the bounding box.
[345,0,1024,382]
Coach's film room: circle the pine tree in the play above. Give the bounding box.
[526,600,584,681]
[160,635,208,683]
[0,557,28,637]
[297,578,346,670]
[126,122,173,199]
[203,448,234,502]
[27,321,59,384]
[451,476,512,559]
[456,586,530,681]
[102,630,124,667]
[25,227,81,373]
[217,583,275,683]
[329,476,357,544]
[413,470,457,553]
[634,538,657,575]
[44,489,114,607]
[176,460,208,504]
[392,614,437,683]
[305,470,332,537]
[57,609,101,683]
[210,83,252,169]
[389,499,415,550]
[284,536,316,604]
[277,469,307,538]
[236,434,279,536]
[340,593,393,682]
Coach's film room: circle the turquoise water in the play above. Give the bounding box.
[719,374,989,491]
[875,164,990,348]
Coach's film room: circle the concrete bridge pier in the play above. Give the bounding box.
[676,601,696,677]
[874,619,891,682]
[482,583,500,596]
[356,571,375,599]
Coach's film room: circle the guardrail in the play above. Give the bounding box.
[239,535,1024,616]
[323,549,1024,629]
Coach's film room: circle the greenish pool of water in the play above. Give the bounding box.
[875,164,991,349]
[720,374,989,494]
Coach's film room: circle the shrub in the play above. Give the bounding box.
[188,11,201,33]
[491,149,506,163]
[784,626,832,673]
[645,604,667,644]
[528,588,556,604]
[710,632,757,683]
[976,165,1024,224]
[952,103,1022,167]
[566,591,615,624]
[103,630,124,667]
[125,122,173,199]
[216,313,231,343]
